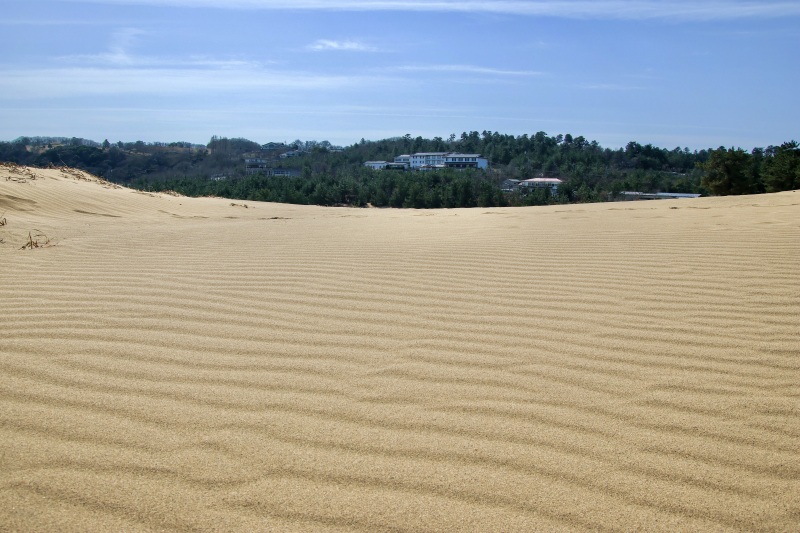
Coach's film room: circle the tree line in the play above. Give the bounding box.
[699,142,799,195]
[0,132,797,207]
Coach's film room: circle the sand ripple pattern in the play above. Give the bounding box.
[2,168,799,531]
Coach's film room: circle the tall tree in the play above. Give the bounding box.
[700,147,762,195]
[762,141,800,192]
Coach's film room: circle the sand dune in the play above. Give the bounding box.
[1,164,799,532]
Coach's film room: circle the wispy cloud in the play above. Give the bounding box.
[580,83,644,91]
[58,52,265,69]
[110,28,145,58]
[69,28,147,66]
[306,39,378,52]
[0,19,116,26]
[57,28,269,69]
[0,66,374,99]
[54,27,146,66]
[61,1,800,20]
[394,64,544,76]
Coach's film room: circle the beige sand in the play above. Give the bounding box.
[1,164,799,532]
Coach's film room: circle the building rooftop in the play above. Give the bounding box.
[523,178,563,183]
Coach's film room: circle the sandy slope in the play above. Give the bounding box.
[1,164,799,532]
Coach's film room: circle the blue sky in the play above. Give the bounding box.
[2,1,798,150]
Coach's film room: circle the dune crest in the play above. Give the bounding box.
[2,167,799,531]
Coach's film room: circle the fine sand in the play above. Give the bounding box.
[1,164,799,532]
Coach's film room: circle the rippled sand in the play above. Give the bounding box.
[1,164,799,531]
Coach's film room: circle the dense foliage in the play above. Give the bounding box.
[1,132,797,207]
[698,141,799,195]
[137,169,513,208]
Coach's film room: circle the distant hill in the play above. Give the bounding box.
[1,132,796,207]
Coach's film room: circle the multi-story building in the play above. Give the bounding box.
[364,152,488,171]
[410,152,447,168]
[444,154,486,169]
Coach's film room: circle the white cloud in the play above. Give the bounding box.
[0,66,374,99]
[56,28,273,68]
[581,83,644,91]
[306,39,378,52]
[58,52,265,69]
[110,28,146,56]
[394,64,544,76]
[57,27,147,66]
[58,1,800,20]
[0,19,114,26]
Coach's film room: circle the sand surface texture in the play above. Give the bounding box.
[1,164,799,532]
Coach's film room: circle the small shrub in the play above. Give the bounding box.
[20,230,50,250]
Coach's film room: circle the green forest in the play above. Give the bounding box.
[1,132,797,208]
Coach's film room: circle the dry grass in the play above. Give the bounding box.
[19,229,50,250]
[1,162,39,182]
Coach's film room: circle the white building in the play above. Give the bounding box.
[365,152,488,171]
[520,178,563,195]
[444,154,487,169]
[410,152,447,168]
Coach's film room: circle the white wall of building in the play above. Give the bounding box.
[520,178,562,195]
[388,152,488,170]
[444,154,488,169]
